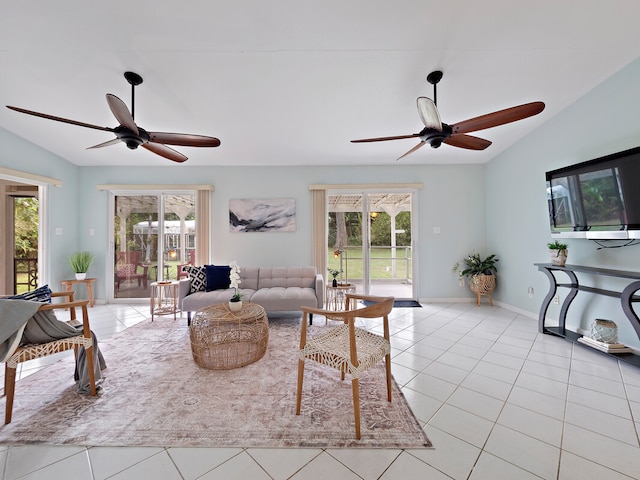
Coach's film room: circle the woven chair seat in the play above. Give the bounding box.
[300,324,390,379]
[6,335,92,369]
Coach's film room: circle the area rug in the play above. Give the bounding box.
[0,316,431,449]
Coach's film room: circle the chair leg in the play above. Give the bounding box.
[5,365,17,424]
[295,359,305,415]
[3,363,8,396]
[385,354,392,402]
[352,378,361,439]
[86,345,97,396]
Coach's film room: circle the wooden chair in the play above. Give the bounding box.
[115,263,148,289]
[3,291,97,424]
[296,294,394,439]
[177,250,196,280]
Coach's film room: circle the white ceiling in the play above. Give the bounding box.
[2,1,640,168]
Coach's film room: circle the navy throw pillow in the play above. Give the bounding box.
[205,265,231,291]
[8,284,52,303]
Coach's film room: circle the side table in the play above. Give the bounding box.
[150,280,179,321]
[325,284,356,323]
[61,278,96,307]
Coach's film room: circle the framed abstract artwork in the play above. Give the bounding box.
[229,198,296,232]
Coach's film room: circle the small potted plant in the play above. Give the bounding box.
[453,252,499,305]
[228,261,245,312]
[327,267,342,287]
[547,240,568,266]
[68,251,93,280]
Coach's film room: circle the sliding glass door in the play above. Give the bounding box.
[327,189,416,300]
[111,191,196,301]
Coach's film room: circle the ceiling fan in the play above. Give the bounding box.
[6,71,221,163]
[351,70,545,160]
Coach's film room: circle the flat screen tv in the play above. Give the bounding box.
[546,145,640,239]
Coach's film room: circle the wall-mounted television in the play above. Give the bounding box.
[546,145,640,239]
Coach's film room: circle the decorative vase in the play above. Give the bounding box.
[591,319,618,344]
[549,249,567,266]
[332,278,338,287]
[228,300,242,312]
[75,273,87,280]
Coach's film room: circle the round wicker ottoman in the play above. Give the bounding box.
[189,303,269,369]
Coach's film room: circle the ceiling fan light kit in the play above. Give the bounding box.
[6,72,221,163]
[351,70,545,160]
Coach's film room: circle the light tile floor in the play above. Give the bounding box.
[1,302,639,479]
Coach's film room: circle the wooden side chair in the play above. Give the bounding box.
[296,294,394,439]
[3,291,97,424]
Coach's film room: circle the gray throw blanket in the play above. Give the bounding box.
[0,299,106,394]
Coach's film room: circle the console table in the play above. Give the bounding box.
[535,263,640,366]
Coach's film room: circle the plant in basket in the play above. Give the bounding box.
[453,252,499,305]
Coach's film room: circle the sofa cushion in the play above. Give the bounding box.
[184,265,207,293]
[257,267,317,289]
[205,265,231,291]
[250,286,318,312]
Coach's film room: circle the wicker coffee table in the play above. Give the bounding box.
[189,303,269,369]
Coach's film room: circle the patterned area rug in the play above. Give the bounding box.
[0,316,431,449]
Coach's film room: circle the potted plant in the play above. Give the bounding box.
[453,252,499,305]
[228,261,245,312]
[547,240,568,266]
[327,267,342,287]
[68,251,93,280]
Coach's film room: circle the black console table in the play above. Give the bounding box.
[535,263,640,367]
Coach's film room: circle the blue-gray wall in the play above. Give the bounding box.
[3,56,640,349]
[487,57,640,349]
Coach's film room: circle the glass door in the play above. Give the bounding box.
[367,192,413,298]
[327,190,415,300]
[111,192,196,301]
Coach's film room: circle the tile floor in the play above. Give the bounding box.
[1,301,639,479]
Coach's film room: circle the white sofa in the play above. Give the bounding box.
[179,266,324,323]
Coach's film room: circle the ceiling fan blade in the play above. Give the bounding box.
[452,101,545,135]
[142,142,188,163]
[148,132,221,147]
[106,94,138,135]
[351,133,421,143]
[417,97,442,131]
[444,134,492,150]
[396,141,427,161]
[87,138,121,149]
[6,105,114,132]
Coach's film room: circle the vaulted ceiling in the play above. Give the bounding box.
[1,1,639,167]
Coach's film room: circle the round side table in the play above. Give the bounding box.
[150,280,179,321]
[324,284,356,323]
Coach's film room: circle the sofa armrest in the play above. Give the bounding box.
[178,278,191,308]
[314,273,324,308]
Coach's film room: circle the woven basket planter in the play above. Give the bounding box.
[468,274,496,306]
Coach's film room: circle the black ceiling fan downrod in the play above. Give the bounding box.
[426,70,443,106]
[124,71,143,120]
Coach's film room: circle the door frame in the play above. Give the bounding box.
[326,187,419,301]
